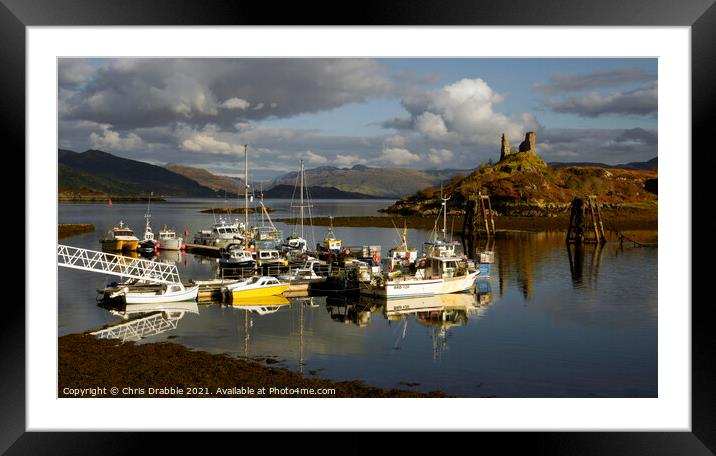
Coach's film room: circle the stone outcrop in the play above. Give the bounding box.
[500,134,511,161]
[518,132,537,155]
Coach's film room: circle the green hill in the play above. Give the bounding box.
[164,163,243,197]
[59,149,220,197]
[383,151,658,217]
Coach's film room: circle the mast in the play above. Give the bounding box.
[299,159,305,239]
[441,184,450,242]
[244,144,249,228]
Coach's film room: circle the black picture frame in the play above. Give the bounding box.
[5,0,710,452]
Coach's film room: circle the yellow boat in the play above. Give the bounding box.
[100,221,139,252]
[223,276,289,301]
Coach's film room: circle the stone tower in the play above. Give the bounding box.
[499,133,510,161]
[518,131,537,155]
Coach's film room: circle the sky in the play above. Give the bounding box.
[58,58,657,181]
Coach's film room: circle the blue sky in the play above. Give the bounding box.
[58,58,657,181]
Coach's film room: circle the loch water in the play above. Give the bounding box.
[58,198,657,397]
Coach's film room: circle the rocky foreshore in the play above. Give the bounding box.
[58,223,95,238]
[58,334,449,398]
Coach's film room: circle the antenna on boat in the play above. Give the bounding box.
[144,192,152,230]
[441,184,450,242]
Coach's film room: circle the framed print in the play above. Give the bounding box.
[4,0,712,452]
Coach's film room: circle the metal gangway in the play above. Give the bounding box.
[57,244,182,284]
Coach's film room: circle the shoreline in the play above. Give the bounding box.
[59,333,449,398]
[277,211,658,232]
[58,223,95,239]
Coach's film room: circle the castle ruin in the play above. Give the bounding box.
[499,131,537,161]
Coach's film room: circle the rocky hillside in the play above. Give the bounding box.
[270,165,474,198]
[383,132,657,217]
[165,163,243,197]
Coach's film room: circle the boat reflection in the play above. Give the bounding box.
[156,249,187,265]
[381,291,492,362]
[326,295,384,327]
[92,301,199,342]
[228,295,290,315]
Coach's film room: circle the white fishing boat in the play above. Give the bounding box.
[362,254,478,299]
[100,220,140,252]
[361,192,478,299]
[157,225,184,251]
[223,275,289,300]
[193,217,245,249]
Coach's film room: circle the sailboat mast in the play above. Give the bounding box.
[244,144,249,228]
[299,159,305,239]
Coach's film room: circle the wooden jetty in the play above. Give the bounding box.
[184,243,223,257]
[566,195,606,245]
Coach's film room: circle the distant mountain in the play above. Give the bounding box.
[270,164,474,198]
[262,184,389,199]
[165,163,243,197]
[549,157,657,171]
[58,149,220,197]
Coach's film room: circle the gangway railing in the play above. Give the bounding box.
[57,244,181,284]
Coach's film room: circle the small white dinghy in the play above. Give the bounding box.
[106,280,199,304]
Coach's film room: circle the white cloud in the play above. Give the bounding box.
[398,78,539,145]
[415,112,449,140]
[181,130,244,155]
[384,135,407,147]
[427,148,454,166]
[89,128,144,151]
[302,150,329,165]
[379,147,421,166]
[334,154,367,167]
[220,97,250,110]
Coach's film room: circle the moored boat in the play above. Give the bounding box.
[100,279,199,304]
[223,276,288,300]
[100,220,139,252]
[158,225,184,251]
[218,247,256,269]
[137,193,158,253]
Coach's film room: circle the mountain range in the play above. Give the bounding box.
[549,157,657,171]
[58,148,658,202]
[261,184,388,199]
[269,165,475,198]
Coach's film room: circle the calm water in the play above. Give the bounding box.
[58,198,657,397]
